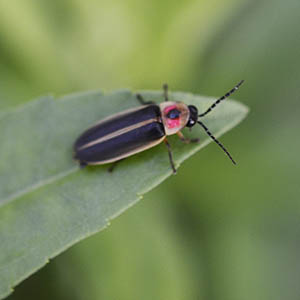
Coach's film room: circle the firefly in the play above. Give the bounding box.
[73,81,244,173]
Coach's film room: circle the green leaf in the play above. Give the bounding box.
[0,89,248,299]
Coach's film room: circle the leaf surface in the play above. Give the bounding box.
[0,89,248,298]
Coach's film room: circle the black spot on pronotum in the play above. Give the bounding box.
[167,109,181,119]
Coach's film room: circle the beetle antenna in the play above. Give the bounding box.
[198,80,244,118]
[197,120,236,164]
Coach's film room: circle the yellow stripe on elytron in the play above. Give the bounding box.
[86,136,166,165]
[78,117,159,150]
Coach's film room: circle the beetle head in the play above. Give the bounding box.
[186,105,198,128]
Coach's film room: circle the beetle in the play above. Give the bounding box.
[73,80,244,173]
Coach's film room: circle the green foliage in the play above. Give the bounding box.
[2,0,300,299]
[0,89,247,299]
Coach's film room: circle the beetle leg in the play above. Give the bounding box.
[177,131,200,144]
[136,94,155,105]
[163,83,168,101]
[107,159,124,173]
[107,163,117,173]
[164,138,176,174]
[79,161,88,168]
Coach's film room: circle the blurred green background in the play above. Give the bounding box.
[3,0,300,299]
